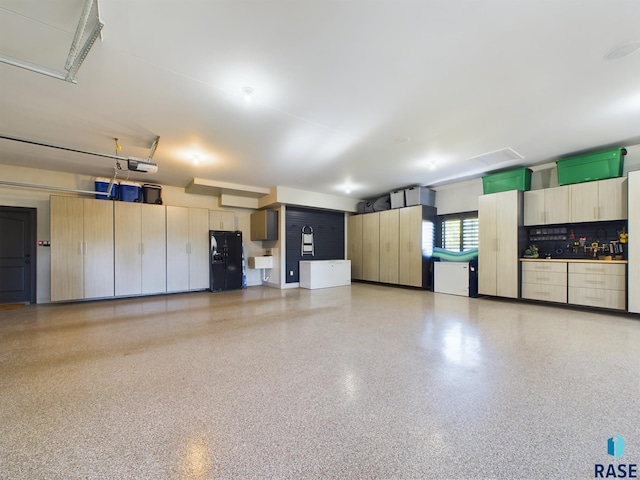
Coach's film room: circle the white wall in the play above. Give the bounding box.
[0,164,266,303]
[433,178,484,215]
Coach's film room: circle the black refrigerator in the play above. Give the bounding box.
[210,230,243,292]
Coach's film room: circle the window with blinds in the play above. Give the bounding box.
[438,212,479,252]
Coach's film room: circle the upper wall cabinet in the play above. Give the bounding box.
[524,185,570,226]
[570,177,627,223]
[210,210,235,231]
[524,177,627,226]
[251,210,278,241]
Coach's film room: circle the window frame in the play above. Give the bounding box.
[436,211,479,252]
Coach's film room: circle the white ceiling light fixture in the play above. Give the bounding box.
[605,41,640,61]
[242,86,254,103]
[193,155,200,165]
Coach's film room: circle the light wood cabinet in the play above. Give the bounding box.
[628,171,640,313]
[114,202,166,296]
[50,196,114,301]
[210,210,235,231]
[362,212,380,282]
[568,262,626,310]
[479,190,521,298]
[521,261,567,303]
[399,205,424,287]
[250,210,277,240]
[570,177,627,222]
[379,209,399,284]
[524,186,570,226]
[347,215,363,280]
[166,206,209,292]
[189,207,210,289]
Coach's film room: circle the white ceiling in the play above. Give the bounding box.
[1,0,639,200]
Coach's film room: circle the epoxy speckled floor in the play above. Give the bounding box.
[0,284,638,479]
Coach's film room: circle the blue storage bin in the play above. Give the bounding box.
[95,177,118,200]
[119,181,141,202]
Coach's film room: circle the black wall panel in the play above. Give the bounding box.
[285,206,345,283]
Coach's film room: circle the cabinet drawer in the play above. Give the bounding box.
[522,270,567,286]
[568,287,626,310]
[568,263,625,276]
[568,273,626,291]
[521,261,567,273]
[522,283,567,303]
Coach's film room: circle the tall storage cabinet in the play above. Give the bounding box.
[347,215,363,280]
[362,212,380,281]
[166,206,209,292]
[347,205,435,288]
[478,190,522,298]
[399,205,425,287]
[628,171,640,313]
[114,202,167,296]
[50,196,114,301]
[379,209,399,284]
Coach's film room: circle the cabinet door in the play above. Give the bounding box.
[347,215,363,280]
[570,182,598,222]
[544,185,571,224]
[221,211,235,231]
[524,190,544,226]
[188,207,210,289]
[598,177,627,221]
[478,194,497,296]
[166,206,190,292]
[629,172,640,313]
[114,202,142,296]
[83,199,114,299]
[495,190,519,299]
[399,206,423,287]
[50,196,84,302]
[362,212,380,282]
[141,204,167,294]
[379,209,399,284]
[209,210,221,231]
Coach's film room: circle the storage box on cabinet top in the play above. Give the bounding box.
[405,186,436,207]
[119,181,141,202]
[482,167,532,195]
[390,190,405,209]
[142,184,162,204]
[95,177,118,200]
[556,148,626,186]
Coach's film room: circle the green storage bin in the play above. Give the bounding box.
[556,148,626,186]
[482,167,532,194]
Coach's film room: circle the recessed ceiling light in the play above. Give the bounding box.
[242,86,254,102]
[606,42,640,61]
[193,155,200,165]
[429,161,436,170]
[394,137,410,144]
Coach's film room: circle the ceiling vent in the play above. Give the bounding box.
[467,147,524,166]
